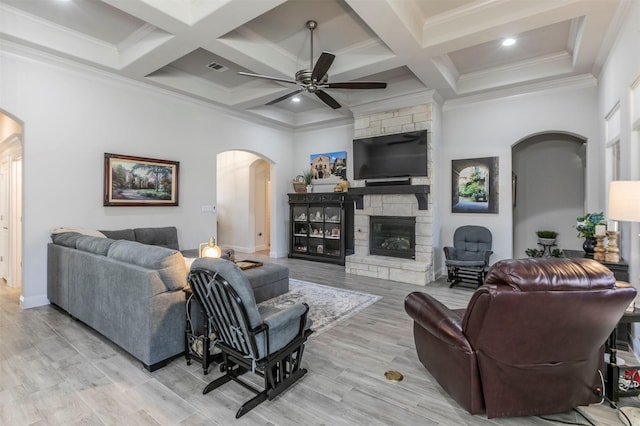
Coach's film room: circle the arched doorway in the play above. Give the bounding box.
[0,111,24,288]
[216,150,271,254]
[512,132,586,258]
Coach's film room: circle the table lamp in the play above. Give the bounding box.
[608,181,640,425]
[608,180,640,259]
[199,236,222,258]
[608,181,640,223]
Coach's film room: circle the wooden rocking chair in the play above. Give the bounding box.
[187,258,312,418]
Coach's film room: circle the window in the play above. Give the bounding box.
[605,103,621,184]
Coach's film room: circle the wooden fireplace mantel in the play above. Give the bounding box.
[348,185,430,210]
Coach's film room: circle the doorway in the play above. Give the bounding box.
[0,111,24,288]
[512,133,586,258]
[216,151,271,254]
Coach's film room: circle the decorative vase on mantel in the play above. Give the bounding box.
[583,237,597,257]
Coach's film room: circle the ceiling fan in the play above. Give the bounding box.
[238,20,387,109]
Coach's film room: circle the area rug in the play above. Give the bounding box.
[258,279,381,336]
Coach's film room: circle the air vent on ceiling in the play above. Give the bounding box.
[206,62,228,72]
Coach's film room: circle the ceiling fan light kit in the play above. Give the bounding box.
[238,20,387,109]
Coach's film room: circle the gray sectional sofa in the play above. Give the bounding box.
[47,226,291,372]
[47,227,187,371]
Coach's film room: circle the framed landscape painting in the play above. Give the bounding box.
[104,153,179,206]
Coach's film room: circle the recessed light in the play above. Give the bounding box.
[292,97,301,103]
[502,38,516,47]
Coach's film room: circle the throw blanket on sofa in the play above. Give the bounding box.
[51,226,106,238]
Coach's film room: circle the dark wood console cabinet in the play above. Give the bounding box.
[288,192,353,265]
[563,249,629,281]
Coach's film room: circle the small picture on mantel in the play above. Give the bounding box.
[310,151,347,179]
[451,156,499,214]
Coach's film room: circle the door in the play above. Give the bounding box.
[253,160,270,251]
[0,163,8,281]
[10,158,22,287]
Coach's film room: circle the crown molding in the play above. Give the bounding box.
[0,40,301,132]
[443,74,597,111]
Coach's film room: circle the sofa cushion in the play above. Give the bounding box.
[134,227,179,250]
[51,232,84,248]
[107,240,186,291]
[76,236,116,256]
[100,228,136,241]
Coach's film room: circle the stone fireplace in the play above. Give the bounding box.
[345,102,434,285]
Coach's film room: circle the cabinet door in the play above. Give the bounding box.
[324,206,341,257]
[292,205,309,253]
[308,205,324,254]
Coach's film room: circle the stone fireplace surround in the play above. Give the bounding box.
[345,103,434,286]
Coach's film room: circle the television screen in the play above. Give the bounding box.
[353,130,428,180]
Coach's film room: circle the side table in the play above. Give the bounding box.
[605,307,640,404]
[183,286,220,374]
[563,249,629,281]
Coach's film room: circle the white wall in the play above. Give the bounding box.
[598,0,640,291]
[440,84,600,267]
[0,46,294,308]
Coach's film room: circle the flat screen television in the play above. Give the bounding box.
[353,130,428,180]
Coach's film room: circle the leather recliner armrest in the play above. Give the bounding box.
[405,292,473,353]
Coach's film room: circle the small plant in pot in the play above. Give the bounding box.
[525,248,563,258]
[302,169,314,193]
[536,230,558,246]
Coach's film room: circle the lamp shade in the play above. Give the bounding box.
[608,181,640,222]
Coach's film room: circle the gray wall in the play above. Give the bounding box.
[512,134,586,258]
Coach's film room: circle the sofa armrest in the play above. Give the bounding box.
[404,292,472,353]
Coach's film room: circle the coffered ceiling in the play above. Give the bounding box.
[0,0,628,128]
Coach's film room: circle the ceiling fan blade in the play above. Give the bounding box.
[311,52,335,82]
[326,81,387,89]
[238,71,297,85]
[315,90,341,109]
[265,88,304,106]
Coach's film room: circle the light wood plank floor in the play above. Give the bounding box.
[0,254,635,425]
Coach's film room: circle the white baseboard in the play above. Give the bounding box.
[20,294,50,309]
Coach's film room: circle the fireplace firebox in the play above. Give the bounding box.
[370,216,416,259]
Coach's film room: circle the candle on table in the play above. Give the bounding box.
[595,224,606,236]
[608,220,618,232]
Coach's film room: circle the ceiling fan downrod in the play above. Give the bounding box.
[306,20,317,73]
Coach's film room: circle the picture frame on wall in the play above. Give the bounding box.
[451,156,499,214]
[103,153,179,206]
[310,151,347,179]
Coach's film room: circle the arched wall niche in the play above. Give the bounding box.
[512,132,587,257]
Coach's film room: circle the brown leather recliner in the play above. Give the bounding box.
[405,257,636,418]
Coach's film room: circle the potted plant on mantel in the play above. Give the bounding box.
[303,169,314,193]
